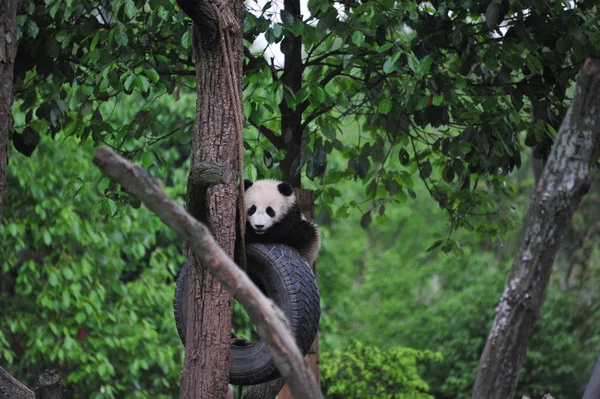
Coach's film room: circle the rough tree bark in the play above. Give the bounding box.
[0,367,63,399]
[0,366,34,399]
[174,0,244,396]
[92,147,323,399]
[471,58,600,399]
[0,0,19,226]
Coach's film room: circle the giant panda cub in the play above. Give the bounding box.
[244,179,321,264]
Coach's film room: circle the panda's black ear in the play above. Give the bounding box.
[277,182,294,197]
[244,180,253,191]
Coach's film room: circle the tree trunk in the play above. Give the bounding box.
[472,58,600,399]
[34,369,63,399]
[583,356,600,399]
[279,0,303,187]
[0,0,18,225]
[176,0,244,396]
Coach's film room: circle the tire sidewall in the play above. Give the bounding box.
[173,243,320,385]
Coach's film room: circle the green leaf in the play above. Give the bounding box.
[62,268,74,280]
[280,9,294,26]
[124,74,135,91]
[75,312,86,324]
[136,75,149,93]
[181,29,192,49]
[399,148,409,166]
[377,43,393,53]
[26,19,39,38]
[486,3,500,30]
[352,31,365,46]
[378,98,393,114]
[43,230,52,246]
[266,24,283,43]
[426,240,443,252]
[155,54,169,63]
[420,160,432,179]
[360,210,372,229]
[62,291,71,309]
[556,37,571,54]
[383,52,401,74]
[141,151,154,167]
[115,25,129,46]
[145,68,160,83]
[324,170,345,184]
[419,56,432,74]
[124,0,136,19]
[407,53,418,73]
[526,54,543,72]
[48,273,59,287]
[313,86,326,105]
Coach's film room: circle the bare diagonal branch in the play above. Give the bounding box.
[0,367,34,399]
[249,119,284,149]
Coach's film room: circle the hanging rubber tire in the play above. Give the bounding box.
[173,243,321,386]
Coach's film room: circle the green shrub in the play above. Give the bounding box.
[1,136,186,398]
[321,341,441,399]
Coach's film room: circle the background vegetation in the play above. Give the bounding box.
[2,0,600,398]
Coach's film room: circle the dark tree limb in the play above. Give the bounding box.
[248,119,284,149]
[300,103,336,131]
[278,0,304,186]
[472,58,600,399]
[0,367,34,399]
[92,147,323,399]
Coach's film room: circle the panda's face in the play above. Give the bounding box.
[244,179,295,234]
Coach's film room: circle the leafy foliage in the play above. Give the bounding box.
[0,136,186,397]
[6,0,600,397]
[13,0,600,244]
[321,341,440,399]
[317,173,600,398]
[13,0,194,159]
[242,0,600,239]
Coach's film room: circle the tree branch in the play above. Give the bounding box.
[304,49,346,67]
[158,69,196,76]
[249,119,284,149]
[92,147,323,399]
[300,103,336,131]
[0,367,34,399]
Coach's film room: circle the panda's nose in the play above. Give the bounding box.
[255,224,264,229]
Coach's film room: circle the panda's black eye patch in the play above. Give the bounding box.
[248,205,256,216]
[266,207,275,217]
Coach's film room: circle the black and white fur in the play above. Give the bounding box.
[244,179,321,264]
